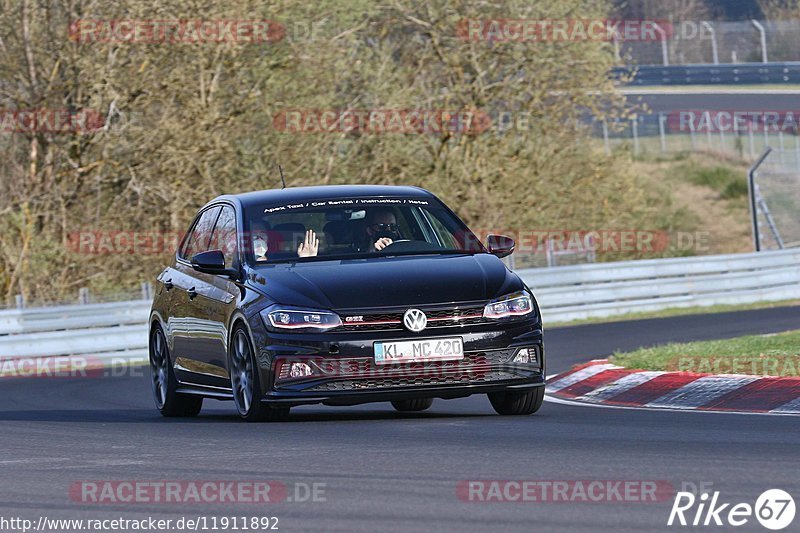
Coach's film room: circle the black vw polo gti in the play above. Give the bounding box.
[149,185,545,421]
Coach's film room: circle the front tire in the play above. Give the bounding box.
[149,324,203,417]
[229,325,290,422]
[391,398,434,412]
[488,387,544,416]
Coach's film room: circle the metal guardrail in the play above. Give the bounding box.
[613,62,800,85]
[0,300,151,335]
[518,248,800,322]
[0,249,798,362]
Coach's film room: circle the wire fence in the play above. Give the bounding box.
[593,113,800,172]
[4,283,154,311]
[753,151,800,251]
[622,20,800,65]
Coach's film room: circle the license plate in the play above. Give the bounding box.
[374,337,464,365]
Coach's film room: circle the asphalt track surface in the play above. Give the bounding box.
[623,91,800,114]
[1,306,799,532]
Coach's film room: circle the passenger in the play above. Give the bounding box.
[297,229,318,257]
[252,221,318,260]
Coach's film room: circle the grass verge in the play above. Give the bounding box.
[610,329,800,377]
[548,299,800,328]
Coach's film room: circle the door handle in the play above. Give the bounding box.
[188,287,198,300]
[163,278,173,291]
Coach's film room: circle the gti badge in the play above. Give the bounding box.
[403,308,427,332]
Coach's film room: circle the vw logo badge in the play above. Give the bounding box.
[403,308,427,332]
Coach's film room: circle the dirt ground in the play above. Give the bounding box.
[633,152,754,255]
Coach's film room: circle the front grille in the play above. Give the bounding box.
[311,349,514,377]
[337,304,488,332]
[306,369,522,392]
[274,348,539,392]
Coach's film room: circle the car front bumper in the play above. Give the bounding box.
[252,318,544,407]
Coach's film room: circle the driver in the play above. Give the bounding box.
[360,208,400,251]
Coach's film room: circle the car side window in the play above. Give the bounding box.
[209,205,238,269]
[423,208,460,248]
[181,206,221,260]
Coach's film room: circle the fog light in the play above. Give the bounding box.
[289,362,313,378]
[513,348,537,364]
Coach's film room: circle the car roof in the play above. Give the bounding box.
[208,185,436,210]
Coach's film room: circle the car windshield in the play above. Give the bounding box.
[244,196,484,264]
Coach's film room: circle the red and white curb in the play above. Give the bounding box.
[546,359,800,415]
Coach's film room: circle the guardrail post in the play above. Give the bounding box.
[748,147,772,252]
[602,120,610,155]
[78,287,90,305]
[546,239,555,268]
[755,183,785,249]
[658,113,667,152]
[701,22,719,64]
[751,20,768,63]
[632,118,639,155]
[503,253,516,271]
[795,134,800,172]
[15,294,25,310]
[652,23,669,66]
[141,282,153,300]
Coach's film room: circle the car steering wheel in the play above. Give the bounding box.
[383,239,410,247]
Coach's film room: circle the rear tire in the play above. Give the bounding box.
[391,398,434,412]
[149,324,203,417]
[488,387,544,416]
[229,325,290,422]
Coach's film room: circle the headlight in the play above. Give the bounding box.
[261,307,342,331]
[483,292,534,319]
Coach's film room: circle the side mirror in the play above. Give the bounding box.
[486,234,515,258]
[191,250,227,275]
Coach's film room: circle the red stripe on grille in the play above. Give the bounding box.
[343,320,402,326]
[427,314,484,322]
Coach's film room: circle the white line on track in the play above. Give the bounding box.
[770,396,800,414]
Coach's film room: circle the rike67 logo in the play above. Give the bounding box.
[668,489,795,530]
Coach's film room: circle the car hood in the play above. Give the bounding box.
[247,254,524,310]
